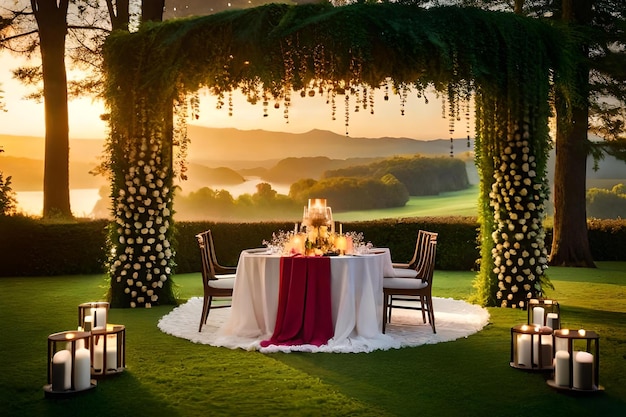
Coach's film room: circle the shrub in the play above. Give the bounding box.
[1,216,625,277]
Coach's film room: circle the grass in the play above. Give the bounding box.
[334,185,480,221]
[1,263,625,417]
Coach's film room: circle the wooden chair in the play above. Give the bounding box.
[196,230,237,332]
[392,229,437,269]
[383,234,438,334]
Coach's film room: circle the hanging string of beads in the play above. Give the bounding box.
[281,38,295,124]
[401,84,409,116]
[466,97,471,148]
[344,88,350,136]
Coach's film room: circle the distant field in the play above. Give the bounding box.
[334,184,479,221]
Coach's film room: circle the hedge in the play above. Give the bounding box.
[1,216,624,277]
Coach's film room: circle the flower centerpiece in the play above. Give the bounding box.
[302,198,334,255]
[263,199,370,256]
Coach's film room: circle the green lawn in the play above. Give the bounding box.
[1,263,625,417]
[334,185,479,221]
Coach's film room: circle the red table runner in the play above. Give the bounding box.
[261,256,333,347]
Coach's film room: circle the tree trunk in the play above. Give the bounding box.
[106,0,130,31]
[142,0,165,22]
[33,0,72,218]
[551,103,595,266]
[549,0,595,267]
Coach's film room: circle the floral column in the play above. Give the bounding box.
[104,93,178,308]
[489,122,550,308]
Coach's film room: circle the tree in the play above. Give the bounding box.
[459,0,626,267]
[0,1,157,219]
[0,147,18,216]
[33,0,72,218]
[0,1,73,217]
[550,0,596,267]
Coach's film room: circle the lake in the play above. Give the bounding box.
[14,178,293,218]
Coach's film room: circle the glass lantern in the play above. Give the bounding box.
[90,324,126,376]
[510,324,554,371]
[44,330,96,398]
[547,329,603,392]
[527,298,560,329]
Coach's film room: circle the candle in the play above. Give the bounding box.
[74,347,91,390]
[294,223,298,233]
[106,335,118,370]
[533,334,553,367]
[335,236,347,254]
[339,223,342,234]
[573,351,594,390]
[292,235,304,254]
[546,312,560,330]
[92,307,107,330]
[555,330,569,352]
[532,306,545,326]
[345,236,353,255]
[516,333,532,367]
[83,315,93,332]
[93,335,118,372]
[51,350,71,391]
[554,350,570,386]
[308,198,326,211]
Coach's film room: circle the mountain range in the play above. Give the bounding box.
[1,125,625,192]
[0,126,473,191]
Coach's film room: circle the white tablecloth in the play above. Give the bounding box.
[215,249,395,351]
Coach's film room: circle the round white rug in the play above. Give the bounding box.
[158,297,490,353]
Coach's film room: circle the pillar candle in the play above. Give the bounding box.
[532,306,545,326]
[533,334,553,368]
[345,236,353,255]
[92,307,107,330]
[554,350,570,386]
[74,347,91,391]
[83,315,93,332]
[51,350,72,391]
[335,236,347,254]
[93,335,118,372]
[573,351,594,390]
[516,334,532,367]
[546,312,560,330]
[555,330,569,352]
[105,335,118,370]
[292,235,304,255]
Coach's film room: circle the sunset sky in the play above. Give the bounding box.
[0,53,462,141]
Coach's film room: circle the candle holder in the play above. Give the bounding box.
[78,302,109,331]
[547,329,603,392]
[90,324,126,376]
[44,331,97,398]
[510,324,554,371]
[527,298,560,329]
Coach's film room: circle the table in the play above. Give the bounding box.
[216,249,394,350]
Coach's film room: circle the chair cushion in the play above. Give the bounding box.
[383,277,428,290]
[387,267,419,278]
[208,275,236,289]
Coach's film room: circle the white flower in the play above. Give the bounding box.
[130,302,136,308]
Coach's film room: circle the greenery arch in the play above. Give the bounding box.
[102,3,570,308]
